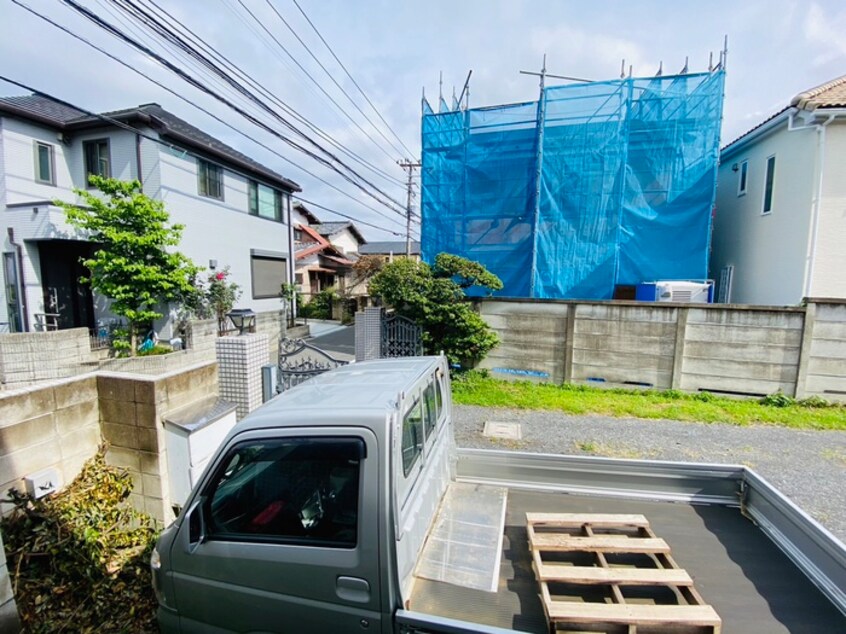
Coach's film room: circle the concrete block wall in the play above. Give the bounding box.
[0,375,100,515]
[98,362,218,524]
[185,318,218,360]
[255,310,285,364]
[477,298,846,401]
[0,329,94,386]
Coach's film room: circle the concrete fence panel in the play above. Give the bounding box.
[479,300,570,382]
[804,302,846,398]
[570,303,679,389]
[476,297,846,402]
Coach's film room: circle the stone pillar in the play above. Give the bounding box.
[355,307,382,362]
[216,334,269,420]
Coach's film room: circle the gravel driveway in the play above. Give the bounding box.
[454,404,846,543]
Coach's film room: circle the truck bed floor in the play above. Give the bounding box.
[409,488,846,633]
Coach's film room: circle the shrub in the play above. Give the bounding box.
[1,448,159,633]
[798,395,831,408]
[368,253,502,366]
[694,391,717,402]
[760,391,795,408]
[301,288,337,320]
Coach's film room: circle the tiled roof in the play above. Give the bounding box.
[790,74,846,110]
[0,94,85,124]
[723,74,846,152]
[311,221,365,244]
[359,241,420,255]
[0,95,300,191]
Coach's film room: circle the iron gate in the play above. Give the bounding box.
[381,313,423,358]
[276,337,348,393]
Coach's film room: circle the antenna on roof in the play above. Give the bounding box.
[620,59,626,79]
[656,61,663,77]
[708,52,713,72]
[722,34,729,70]
[438,71,443,102]
[681,56,689,74]
[629,65,633,78]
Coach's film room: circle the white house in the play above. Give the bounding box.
[711,75,846,305]
[0,95,300,334]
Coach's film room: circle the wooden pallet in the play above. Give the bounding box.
[527,513,721,634]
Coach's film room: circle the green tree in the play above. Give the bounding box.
[57,176,200,355]
[368,253,502,365]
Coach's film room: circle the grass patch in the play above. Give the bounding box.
[452,372,846,430]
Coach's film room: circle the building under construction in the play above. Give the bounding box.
[420,65,726,299]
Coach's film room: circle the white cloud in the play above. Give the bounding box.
[804,2,846,66]
[529,24,651,80]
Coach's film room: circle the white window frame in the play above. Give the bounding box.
[736,159,748,197]
[761,155,776,215]
[33,141,55,185]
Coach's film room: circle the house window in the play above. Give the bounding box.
[737,160,747,196]
[294,273,303,285]
[762,155,776,214]
[293,229,303,241]
[248,181,281,220]
[198,159,224,200]
[34,142,55,185]
[251,254,287,299]
[83,139,110,184]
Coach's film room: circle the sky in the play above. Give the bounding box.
[1,0,845,241]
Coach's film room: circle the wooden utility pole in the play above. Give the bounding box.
[397,159,421,256]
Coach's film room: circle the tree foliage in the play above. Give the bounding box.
[368,253,502,365]
[58,176,200,354]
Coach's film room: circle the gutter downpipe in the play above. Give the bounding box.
[286,195,297,323]
[788,111,837,298]
[7,228,29,332]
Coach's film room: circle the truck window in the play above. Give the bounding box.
[401,399,424,476]
[204,437,364,548]
[423,383,438,438]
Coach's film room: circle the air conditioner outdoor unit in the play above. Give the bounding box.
[655,281,712,303]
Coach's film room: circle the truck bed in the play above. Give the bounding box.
[409,486,846,633]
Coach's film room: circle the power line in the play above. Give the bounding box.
[260,0,411,159]
[6,0,414,231]
[231,0,404,164]
[60,0,409,216]
[128,0,406,188]
[0,73,407,239]
[292,0,416,158]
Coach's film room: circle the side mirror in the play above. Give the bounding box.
[186,500,206,552]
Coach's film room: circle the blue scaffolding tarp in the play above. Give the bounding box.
[421,70,725,299]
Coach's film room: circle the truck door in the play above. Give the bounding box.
[167,428,381,633]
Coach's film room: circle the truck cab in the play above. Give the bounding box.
[152,356,452,634]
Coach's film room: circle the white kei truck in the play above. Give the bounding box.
[152,356,846,633]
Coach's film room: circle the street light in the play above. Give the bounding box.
[226,309,256,335]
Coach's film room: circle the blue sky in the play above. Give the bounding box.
[2,0,845,239]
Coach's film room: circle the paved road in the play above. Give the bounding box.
[308,325,355,359]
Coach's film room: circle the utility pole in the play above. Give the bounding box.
[397,159,421,256]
